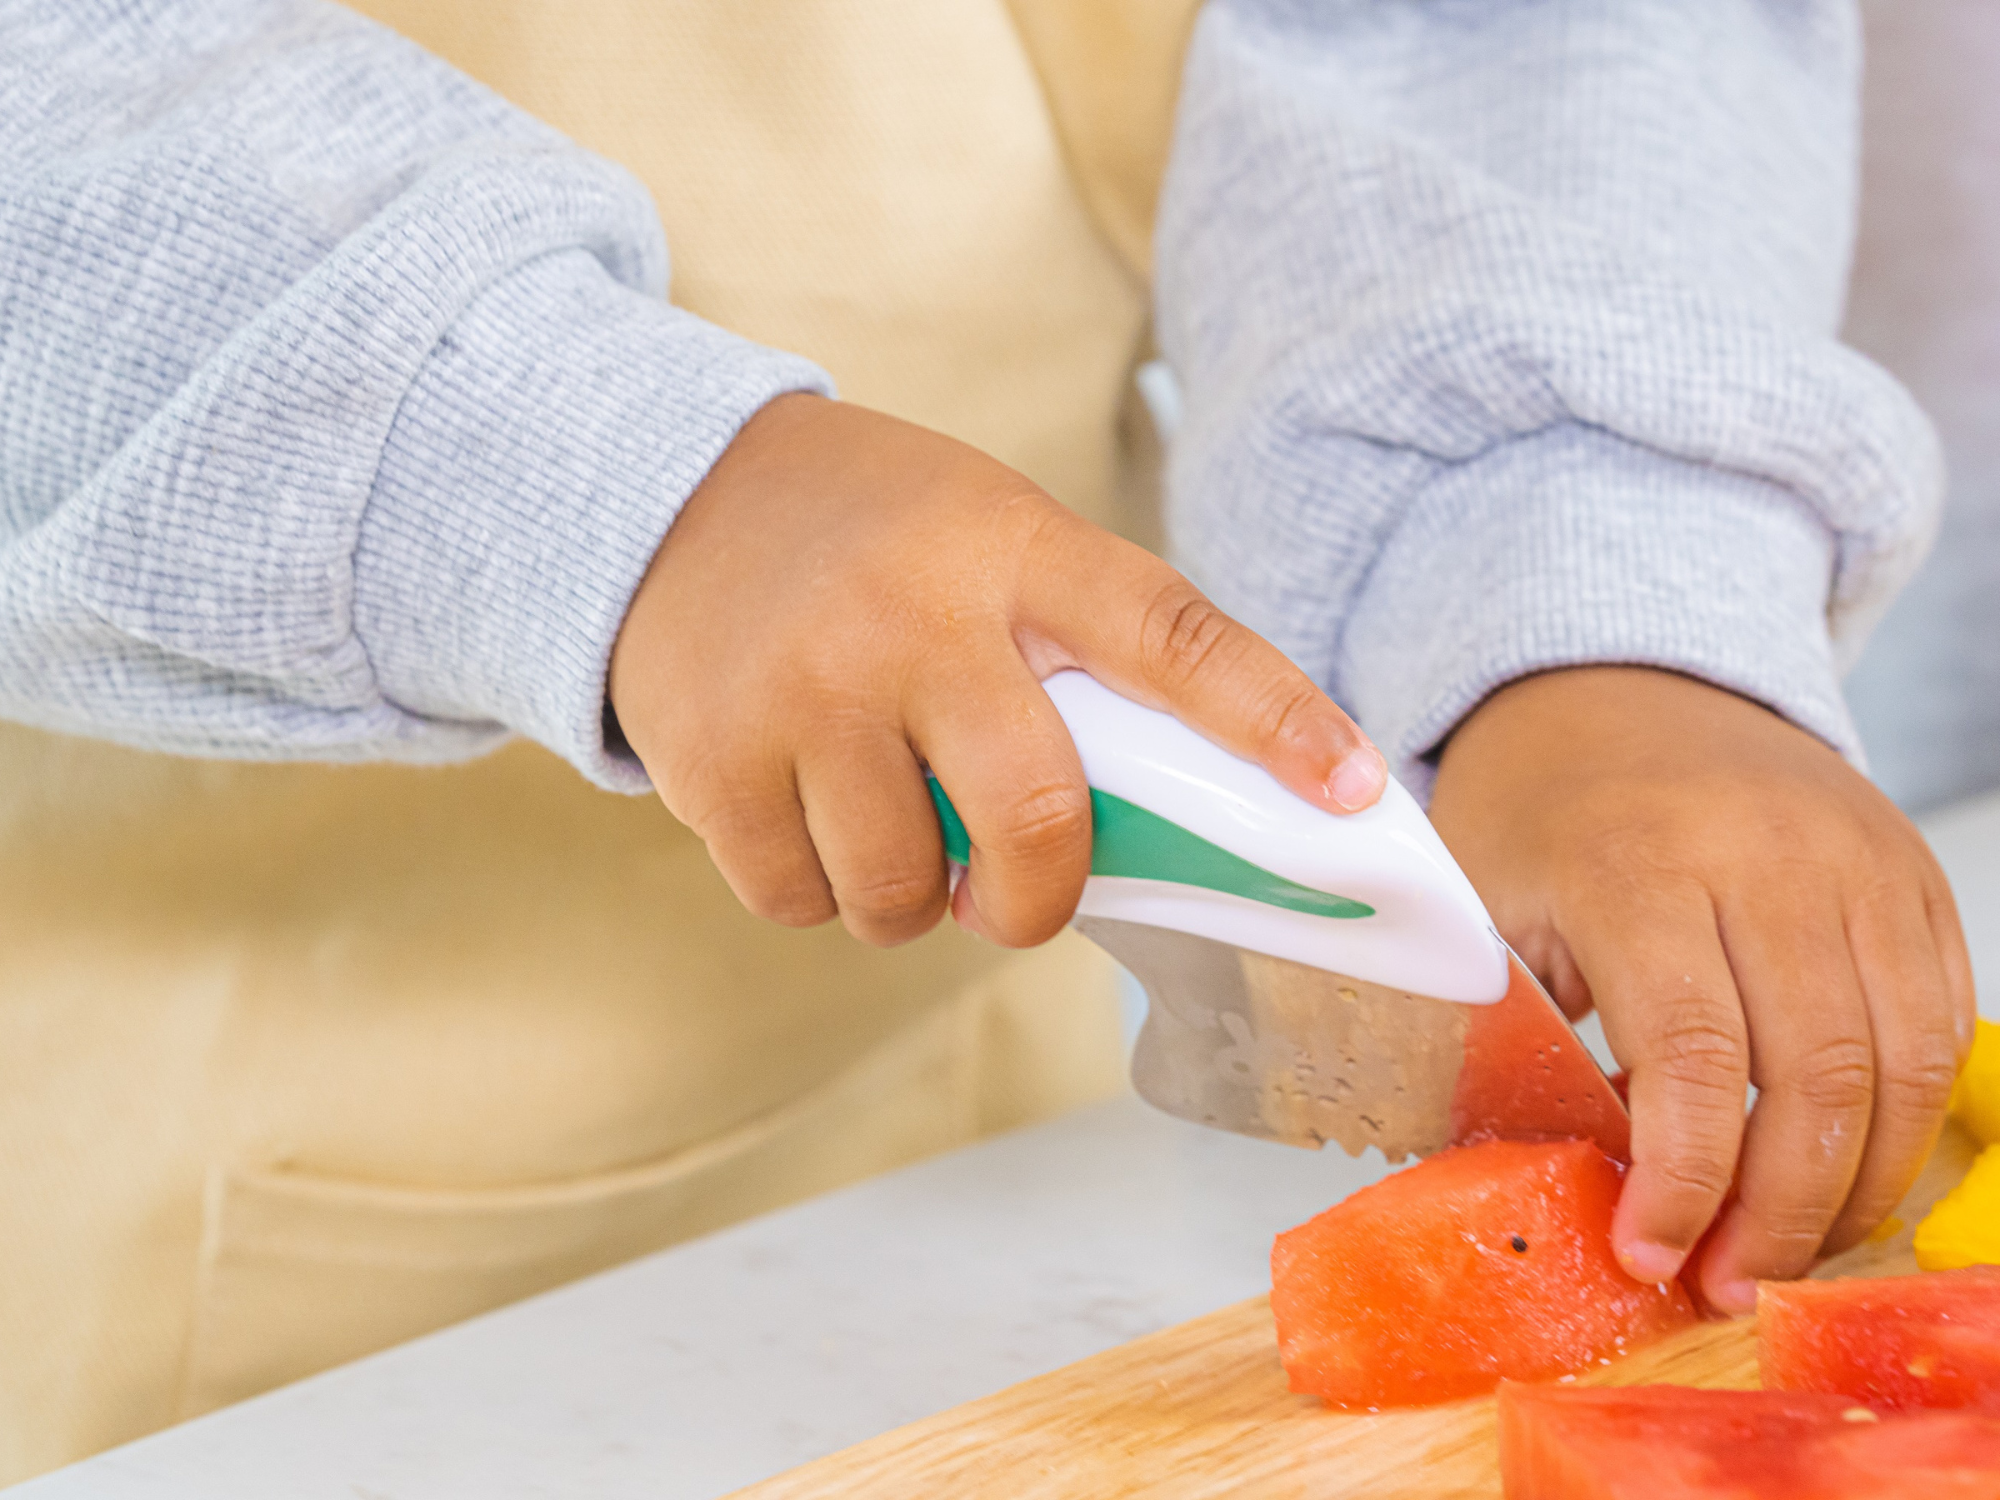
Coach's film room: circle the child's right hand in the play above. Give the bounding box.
[607,393,1387,948]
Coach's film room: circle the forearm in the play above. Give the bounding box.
[0,0,826,788]
[1158,0,1941,794]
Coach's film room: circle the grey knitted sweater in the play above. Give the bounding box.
[0,0,1942,798]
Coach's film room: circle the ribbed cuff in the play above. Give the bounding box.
[353,249,832,791]
[1336,424,1857,801]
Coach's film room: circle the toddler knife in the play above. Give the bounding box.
[930,672,1630,1165]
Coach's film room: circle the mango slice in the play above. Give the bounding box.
[1916,1144,2000,1273]
[1951,1020,2000,1149]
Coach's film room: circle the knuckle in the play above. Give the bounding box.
[1564,828,1705,910]
[1647,1015,1749,1094]
[1744,1206,1839,1256]
[1645,1149,1738,1209]
[1249,679,1330,754]
[994,484,1062,533]
[746,881,836,929]
[693,802,762,852]
[1848,870,1910,922]
[989,781,1094,863]
[1139,584,1239,689]
[684,789,841,931]
[838,866,944,936]
[677,775,777,850]
[982,901,1071,951]
[981,484,1067,560]
[1786,1036,1876,1116]
[1875,1044,1961,1120]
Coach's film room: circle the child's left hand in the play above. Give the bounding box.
[1428,665,1976,1316]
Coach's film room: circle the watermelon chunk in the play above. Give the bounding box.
[1500,1385,1864,1498]
[1498,1382,2000,1500]
[1759,1267,2000,1411]
[1810,1405,2000,1495]
[1271,1139,1695,1408]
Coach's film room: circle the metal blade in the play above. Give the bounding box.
[1078,915,1630,1165]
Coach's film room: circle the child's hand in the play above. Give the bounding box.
[608,394,1386,949]
[1428,666,1976,1315]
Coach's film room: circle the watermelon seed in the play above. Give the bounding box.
[1510,1236,1528,1253]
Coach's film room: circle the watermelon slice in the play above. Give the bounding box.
[1271,1138,1695,1408]
[1498,1382,2000,1499]
[1759,1267,2000,1411]
[1810,1405,2000,1495]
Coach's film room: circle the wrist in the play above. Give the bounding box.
[1335,426,1860,803]
[354,251,830,791]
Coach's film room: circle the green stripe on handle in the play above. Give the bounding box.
[927,777,1374,921]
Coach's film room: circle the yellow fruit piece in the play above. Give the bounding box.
[1915,1142,2000,1271]
[1950,1018,2000,1147]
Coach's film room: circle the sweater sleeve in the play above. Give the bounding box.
[1156,0,1943,798]
[0,0,829,792]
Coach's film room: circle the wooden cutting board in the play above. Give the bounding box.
[733,1123,1980,1499]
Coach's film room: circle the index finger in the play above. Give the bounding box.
[1577,885,1752,1287]
[1012,512,1386,814]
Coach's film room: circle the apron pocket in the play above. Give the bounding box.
[173,935,1115,1422]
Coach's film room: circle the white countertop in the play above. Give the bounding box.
[16,789,2000,1499]
[14,1097,1398,1500]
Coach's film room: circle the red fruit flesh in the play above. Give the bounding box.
[1500,1385,1860,1499]
[1808,1408,2000,1497]
[1271,1139,1694,1408]
[1499,1382,2000,1500]
[1759,1266,2000,1412]
[1449,966,1630,1164]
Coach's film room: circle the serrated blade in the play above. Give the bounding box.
[1078,915,1630,1165]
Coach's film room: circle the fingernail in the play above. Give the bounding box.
[1619,1240,1687,1285]
[1328,750,1386,812]
[1709,1277,1759,1318]
[950,879,990,942]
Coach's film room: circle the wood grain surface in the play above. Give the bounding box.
[733,1123,1979,1499]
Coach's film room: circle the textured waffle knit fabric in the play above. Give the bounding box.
[2,0,1945,796]
[1155,0,1942,797]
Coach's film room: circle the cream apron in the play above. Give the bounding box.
[0,0,1197,1481]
